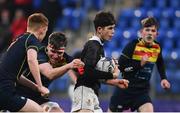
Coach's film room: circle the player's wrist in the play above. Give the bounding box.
[67,62,73,69]
[37,84,43,90]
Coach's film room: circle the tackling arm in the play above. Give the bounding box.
[39,59,84,80]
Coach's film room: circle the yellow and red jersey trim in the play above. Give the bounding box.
[132,41,161,62]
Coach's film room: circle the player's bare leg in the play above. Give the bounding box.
[138,102,153,112]
[75,109,93,112]
[19,99,44,112]
[41,102,64,112]
[107,108,113,112]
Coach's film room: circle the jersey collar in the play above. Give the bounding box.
[89,35,104,46]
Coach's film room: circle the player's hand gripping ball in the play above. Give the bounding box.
[96,57,116,73]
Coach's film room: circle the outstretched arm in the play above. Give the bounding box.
[39,59,84,80]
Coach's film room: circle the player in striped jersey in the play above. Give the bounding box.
[108,17,170,112]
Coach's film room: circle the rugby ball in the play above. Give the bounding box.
[96,57,116,73]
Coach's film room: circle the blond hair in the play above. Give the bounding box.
[27,13,48,31]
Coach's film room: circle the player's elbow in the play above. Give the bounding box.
[42,70,55,80]
[46,73,55,80]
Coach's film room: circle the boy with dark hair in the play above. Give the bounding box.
[71,11,129,112]
[48,32,67,49]
[0,13,49,112]
[16,31,84,112]
[108,17,170,112]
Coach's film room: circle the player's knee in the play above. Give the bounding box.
[138,102,153,112]
[20,99,44,112]
[42,102,62,112]
[77,109,93,112]
[50,107,64,112]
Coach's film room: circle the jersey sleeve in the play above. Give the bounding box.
[118,40,142,73]
[25,34,42,52]
[37,46,49,64]
[64,53,73,63]
[156,46,167,80]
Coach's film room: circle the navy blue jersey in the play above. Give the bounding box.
[0,32,42,82]
[24,46,73,87]
[0,32,42,111]
[16,46,73,104]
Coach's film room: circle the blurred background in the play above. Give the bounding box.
[1,0,180,112]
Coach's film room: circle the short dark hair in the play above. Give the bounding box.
[93,11,116,30]
[141,17,159,29]
[48,32,67,49]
